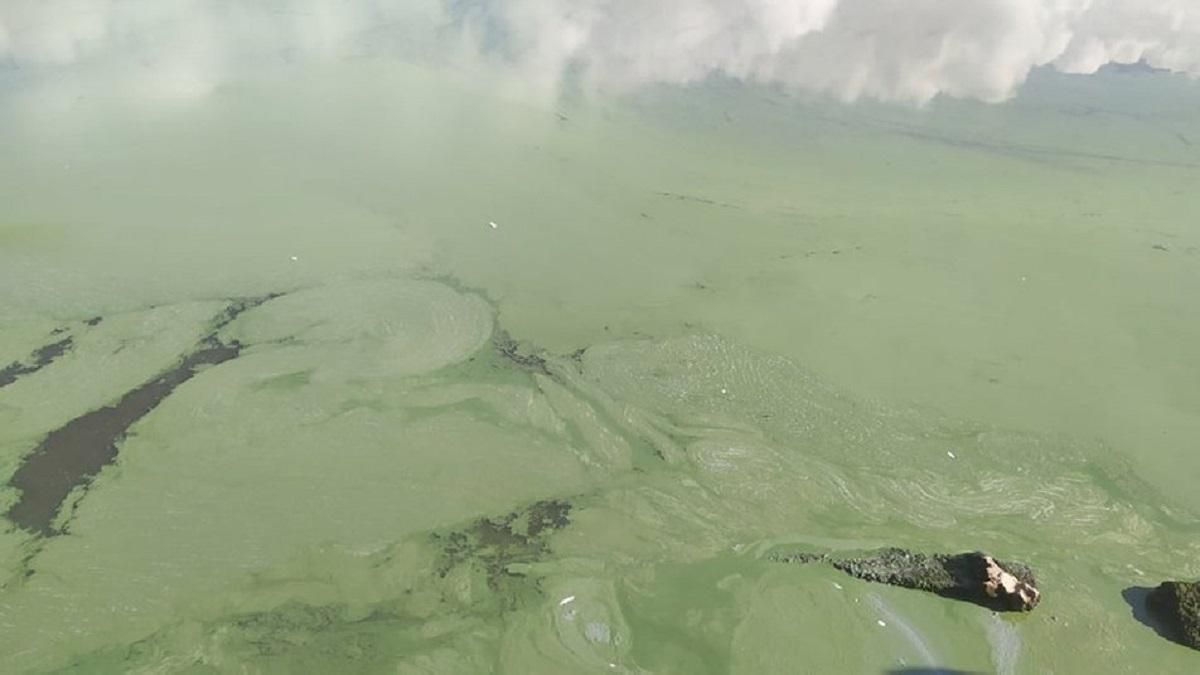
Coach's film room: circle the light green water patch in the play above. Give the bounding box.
[593,73,1200,513]
[0,222,66,252]
[223,280,494,383]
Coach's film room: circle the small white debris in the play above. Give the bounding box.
[290,256,299,261]
[947,451,956,459]
[877,620,887,627]
[489,221,499,229]
[559,595,576,606]
[720,388,728,394]
[833,582,843,590]
[1020,276,1028,282]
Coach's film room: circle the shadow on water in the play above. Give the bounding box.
[1122,585,1186,647]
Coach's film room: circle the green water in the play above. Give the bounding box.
[1,60,1199,673]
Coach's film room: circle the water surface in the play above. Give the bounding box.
[1,60,1199,673]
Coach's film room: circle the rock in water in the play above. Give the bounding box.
[831,548,1041,611]
[1146,581,1200,650]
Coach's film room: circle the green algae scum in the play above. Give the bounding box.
[3,29,1200,675]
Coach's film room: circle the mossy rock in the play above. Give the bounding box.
[1146,581,1200,650]
[774,547,1040,612]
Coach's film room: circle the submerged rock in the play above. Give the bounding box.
[1146,581,1200,650]
[776,548,1041,611]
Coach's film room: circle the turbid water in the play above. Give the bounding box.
[1,58,1199,673]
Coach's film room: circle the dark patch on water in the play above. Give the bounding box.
[0,336,74,388]
[432,499,572,596]
[4,296,278,536]
[67,599,411,670]
[890,125,1200,169]
[767,550,830,565]
[654,191,741,210]
[229,602,353,656]
[492,328,549,374]
[0,316,108,389]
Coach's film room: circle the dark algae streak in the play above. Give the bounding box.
[4,295,279,536]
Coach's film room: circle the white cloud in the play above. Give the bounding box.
[1,0,1198,105]
[454,0,1200,102]
[0,1,429,103]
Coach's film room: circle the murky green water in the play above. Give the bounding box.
[2,59,1199,673]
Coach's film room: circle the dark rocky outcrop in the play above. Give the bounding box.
[1146,581,1200,650]
[774,547,1040,612]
